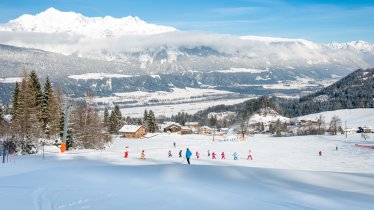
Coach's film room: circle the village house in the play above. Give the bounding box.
[159,122,182,133]
[200,126,212,135]
[180,126,193,135]
[119,125,147,138]
[361,126,374,133]
[343,128,357,134]
[185,122,200,133]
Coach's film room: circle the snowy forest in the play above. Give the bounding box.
[0,71,111,154]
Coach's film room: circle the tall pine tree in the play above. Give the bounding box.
[143,109,148,129]
[29,71,43,120]
[108,105,123,134]
[42,77,61,137]
[147,110,157,133]
[104,107,109,127]
[11,82,20,119]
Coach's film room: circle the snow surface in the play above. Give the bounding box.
[119,125,143,133]
[1,109,374,209]
[119,98,249,118]
[0,77,23,83]
[93,87,247,118]
[68,73,138,80]
[248,108,290,125]
[214,67,269,74]
[1,132,374,210]
[299,108,374,129]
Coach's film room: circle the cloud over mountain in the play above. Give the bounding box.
[0,8,373,72]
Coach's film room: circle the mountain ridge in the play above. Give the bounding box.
[0,7,176,38]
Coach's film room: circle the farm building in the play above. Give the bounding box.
[180,126,193,135]
[119,125,147,138]
[159,122,182,133]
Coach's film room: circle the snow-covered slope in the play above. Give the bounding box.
[1,131,374,209]
[298,108,374,129]
[248,108,290,125]
[0,7,176,38]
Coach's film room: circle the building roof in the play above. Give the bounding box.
[119,125,143,133]
[200,126,212,130]
[159,121,181,130]
[185,122,199,126]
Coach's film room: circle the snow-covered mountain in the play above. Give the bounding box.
[0,8,373,72]
[1,8,374,104]
[0,7,176,38]
[329,40,374,54]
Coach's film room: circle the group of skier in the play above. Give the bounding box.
[123,140,254,164]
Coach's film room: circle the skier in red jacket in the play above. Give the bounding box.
[212,152,216,159]
[124,150,129,158]
[221,152,225,159]
[196,151,200,159]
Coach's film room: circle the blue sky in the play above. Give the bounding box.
[0,0,373,43]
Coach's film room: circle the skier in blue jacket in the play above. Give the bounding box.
[186,148,192,164]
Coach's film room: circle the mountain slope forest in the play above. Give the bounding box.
[172,68,374,126]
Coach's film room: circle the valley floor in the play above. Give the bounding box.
[1,133,374,210]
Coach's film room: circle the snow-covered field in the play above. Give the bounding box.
[1,132,374,210]
[119,97,250,118]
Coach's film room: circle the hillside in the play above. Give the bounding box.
[188,68,374,125]
[281,68,374,117]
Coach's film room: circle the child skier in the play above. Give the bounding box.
[141,150,145,160]
[221,152,225,159]
[196,151,200,159]
[124,146,129,158]
[207,150,211,157]
[179,150,182,158]
[212,152,216,159]
[247,149,253,160]
[168,150,172,158]
[124,150,129,158]
[233,152,238,160]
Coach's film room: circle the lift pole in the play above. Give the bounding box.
[61,100,72,153]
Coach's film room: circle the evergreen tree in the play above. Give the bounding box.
[108,105,123,134]
[28,71,43,121]
[147,110,157,133]
[0,106,4,136]
[41,77,61,137]
[104,107,109,127]
[108,112,118,134]
[11,76,42,153]
[11,82,20,119]
[143,109,148,128]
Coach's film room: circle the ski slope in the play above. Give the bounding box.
[1,132,374,210]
